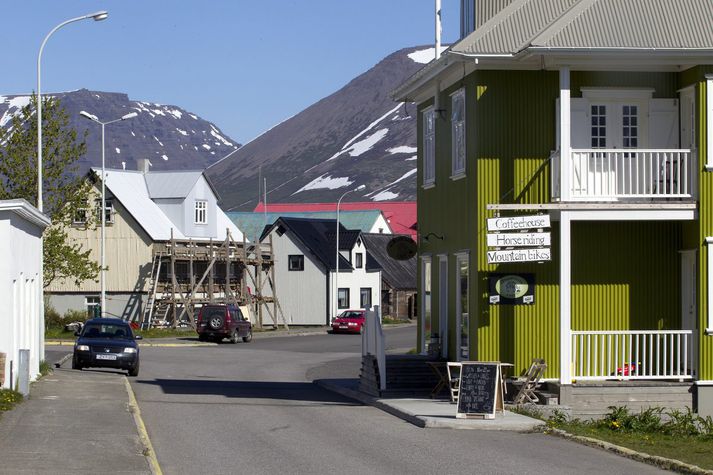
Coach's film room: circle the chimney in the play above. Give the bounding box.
[137,158,152,174]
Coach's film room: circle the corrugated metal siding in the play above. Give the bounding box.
[475,0,516,29]
[537,0,713,49]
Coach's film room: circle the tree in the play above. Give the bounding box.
[0,94,101,287]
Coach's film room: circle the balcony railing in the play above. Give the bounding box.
[571,330,694,381]
[551,149,695,200]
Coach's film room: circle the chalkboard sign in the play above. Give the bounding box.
[456,362,501,419]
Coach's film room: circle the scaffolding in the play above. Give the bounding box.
[141,230,288,330]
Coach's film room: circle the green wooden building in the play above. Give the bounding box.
[394,0,713,416]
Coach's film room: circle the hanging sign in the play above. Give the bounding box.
[487,215,550,232]
[488,273,535,305]
[486,232,551,248]
[487,248,551,264]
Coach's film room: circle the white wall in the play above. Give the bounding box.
[182,176,218,238]
[331,238,381,315]
[369,214,392,234]
[268,228,329,325]
[0,200,49,389]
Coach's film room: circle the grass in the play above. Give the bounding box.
[381,317,411,325]
[515,406,713,470]
[0,388,23,413]
[39,360,52,377]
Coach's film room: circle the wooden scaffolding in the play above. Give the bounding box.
[141,231,288,330]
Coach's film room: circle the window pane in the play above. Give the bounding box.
[338,288,349,309]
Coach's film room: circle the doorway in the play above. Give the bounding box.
[438,255,448,359]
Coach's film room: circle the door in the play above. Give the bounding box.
[680,250,697,376]
[455,254,469,361]
[438,255,448,359]
[680,87,695,150]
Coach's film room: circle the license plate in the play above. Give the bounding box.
[96,354,117,360]
[340,326,349,329]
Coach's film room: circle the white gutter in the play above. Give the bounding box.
[0,199,51,229]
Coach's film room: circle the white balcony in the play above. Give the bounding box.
[552,149,696,201]
[571,330,694,381]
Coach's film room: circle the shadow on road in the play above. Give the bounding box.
[140,379,361,405]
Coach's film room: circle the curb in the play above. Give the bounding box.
[548,428,713,475]
[314,380,426,428]
[124,377,162,475]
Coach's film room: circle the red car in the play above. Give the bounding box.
[330,310,366,334]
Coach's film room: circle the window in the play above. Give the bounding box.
[360,288,372,309]
[338,288,350,309]
[85,296,100,318]
[591,105,607,148]
[73,200,90,225]
[622,105,638,148]
[423,107,436,186]
[194,200,207,224]
[451,89,466,177]
[288,255,304,271]
[421,256,432,353]
[354,253,363,269]
[455,253,469,360]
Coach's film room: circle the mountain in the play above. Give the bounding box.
[0,89,239,174]
[207,46,439,211]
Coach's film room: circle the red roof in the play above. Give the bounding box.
[254,201,417,239]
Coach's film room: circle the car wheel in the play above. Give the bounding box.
[71,356,82,370]
[230,329,239,344]
[128,360,140,377]
[242,329,252,343]
[208,314,224,330]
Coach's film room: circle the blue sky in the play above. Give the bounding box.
[3,1,460,143]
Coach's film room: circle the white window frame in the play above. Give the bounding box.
[194,200,208,225]
[420,255,432,353]
[85,295,100,318]
[450,88,466,179]
[97,198,114,225]
[454,251,470,361]
[422,107,436,188]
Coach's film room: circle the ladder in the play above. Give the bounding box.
[142,252,163,329]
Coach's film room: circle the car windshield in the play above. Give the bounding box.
[339,311,364,319]
[82,323,132,339]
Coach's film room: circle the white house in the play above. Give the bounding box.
[46,167,243,321]
[262,217,381,325]
[0,199,51,389]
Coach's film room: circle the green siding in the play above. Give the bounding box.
[417,68,698,380]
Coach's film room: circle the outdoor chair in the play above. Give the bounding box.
[512,358,547,404]
[446,362,462,403]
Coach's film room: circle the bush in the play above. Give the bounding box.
[0,389,23,411]
[45,305,89,329]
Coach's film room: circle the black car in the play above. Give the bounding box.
[72,318,142,376]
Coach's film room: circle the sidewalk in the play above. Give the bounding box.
[315,378,543,431]
[0,366,151,474]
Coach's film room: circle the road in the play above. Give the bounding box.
[124,326,664,475]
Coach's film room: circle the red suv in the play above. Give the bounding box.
[197,305,252,343]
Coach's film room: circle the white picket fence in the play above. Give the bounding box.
[571,330,693,380]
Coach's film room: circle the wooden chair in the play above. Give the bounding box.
[512,358,547,404]
[446,362,462,403]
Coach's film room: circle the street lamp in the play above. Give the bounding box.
[80,110,137,317]
[37,10,108,212]
[334,184,366,321]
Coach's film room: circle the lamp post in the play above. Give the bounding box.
[334,184,366,321]
[80,111,137,317]
[37,11,108,212]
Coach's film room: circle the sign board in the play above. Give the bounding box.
[456,362,502,419]
[487,215,550,232]
[486,232,551,248]
[488,273,535,305]
[487,248,551,264]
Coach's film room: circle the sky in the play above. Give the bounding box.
[3,1,460,144]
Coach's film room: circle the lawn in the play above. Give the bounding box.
[559,424,713,470]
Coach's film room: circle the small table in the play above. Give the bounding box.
[426,361,449,399]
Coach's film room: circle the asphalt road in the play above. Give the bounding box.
[126,326,665,475]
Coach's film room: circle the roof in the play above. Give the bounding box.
[228,210,388,242]
[0,198,51,229]
[362,233,416,290]
[452,0,713,56]
[254,202,417,239]
[263,217,380,272]
[394,0,713,101]
[92,168,242,242]
[144,171,204,199]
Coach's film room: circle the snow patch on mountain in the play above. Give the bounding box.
[408,46,448,64]
[115,147,120,154]
[0,95,31,127]
[176,128,188,136]
[405,155,417,161]
[327,103,401,161]
[372,190,399,201]
[387,145,417,155]
[294,174,353,193]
